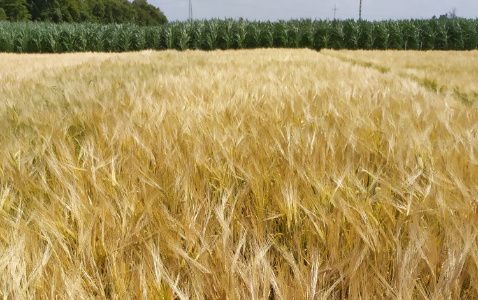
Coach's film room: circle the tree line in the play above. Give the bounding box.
[0,0,167,25]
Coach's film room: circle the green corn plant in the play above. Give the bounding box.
[45,26,61,53]
[117,24,132,52]
[447,19,464,50]
[165,24,176,50]
[59,25,74,52]
[433,20,449,50]
[387,21,403,49]
[273,20,288,48]
[102,24,121,52]
[29,26,44,53]
[462,19,477,50]
[235,19,248,49]
[330,20,345,49]
[83,24,98,52]
[1,19,478,53]
[261,21,274,48]
[178,29,190,50]
[358,21,373,49]
[287,20,300,48]
[155,26,166,50]
[177,22,191,51]
[131,26,146,51]
[9,23,22,52]
[343,20,360,50]
[220,18,235,49]
[205,19,220,50]
[475,19,478,48]
[72,24,86,52]
[0,23,14,52]
[313,20,332,50]
[417,20,435,50]
[162,23,178,50]
[189,20,205,50]
[12,23,31,53]
[372,22,388,50]
[95,24,107,52]
[144,26,161,50]
[401,20,419,50]
[246,22,262,48]
[298,19,315,49]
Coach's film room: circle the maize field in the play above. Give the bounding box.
[0,18,477,53]
[1,49,478,298]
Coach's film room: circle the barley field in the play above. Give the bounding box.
[325,49,478,103]
[1,49,478,299]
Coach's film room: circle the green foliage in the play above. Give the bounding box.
[298,19,315,49]
[330,21,345,49]
[462,19,477,50]
[387,21,403,49]
[2,0,167,25]
[433,20,449,50]
[372,22,388,49]
[0,18,477,53]
[131,0,167,26]
[357,21,373,49]
[2,0,30,21]
[220,18,234,49]
[447,19,464,50]
[285,20,299,48]
[273,20,288,48]
[205,19,220,50]
[313,20,332,50]
[245,22,261,48]
[0,7,7,21]
[343,20,360,50]
[260,21,274,48]
[418,21,435,50]
[235,19,248,49]
[401,20,419,50]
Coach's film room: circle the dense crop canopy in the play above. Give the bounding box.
[0,18,477,53]
[1,49,478,298]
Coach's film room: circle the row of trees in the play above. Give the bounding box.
[0,0,167,25]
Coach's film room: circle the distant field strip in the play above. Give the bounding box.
[1,18,478,53]
[1,49,478,299]
[324,50,478,104]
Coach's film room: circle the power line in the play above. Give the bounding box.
[359,0,362,21]
[333,5,338,20]
[189,0,193,21]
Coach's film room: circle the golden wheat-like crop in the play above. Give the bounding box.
[0,49,478,299]
[325,49,478,104]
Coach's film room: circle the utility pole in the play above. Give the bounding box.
[333,5,338,20]
[189,0,193,21]
[359,0,362,21]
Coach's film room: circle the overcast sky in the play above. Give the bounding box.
[150,0,478,22]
